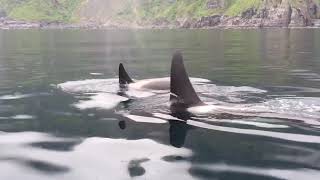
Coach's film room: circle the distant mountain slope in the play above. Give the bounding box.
[1,0,320,28]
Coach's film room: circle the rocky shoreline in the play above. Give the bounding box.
[1,0,320,30]
[0,17,100,29]
[1,15,320,30]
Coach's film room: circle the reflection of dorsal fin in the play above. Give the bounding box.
[170,51,204,108]
[119,63,134,85]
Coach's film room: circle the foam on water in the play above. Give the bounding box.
[0,131,73,144]
[0,93,38,100]
[58,78,320,127]
[10,115,35,120]
[195,83,267,103]
[57,79,119,94]
[189,97,320,126]
[249,97,320,125]
[74,93,128,110]
[196,84,267,94]
[0,115,35,120]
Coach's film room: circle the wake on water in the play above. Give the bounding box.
[57,78,320,129]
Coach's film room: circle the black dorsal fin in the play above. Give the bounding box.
[119,63,134,85]
[170,51,204,108]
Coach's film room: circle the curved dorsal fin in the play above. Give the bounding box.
[170,51,204,108]
[119,63,134,85]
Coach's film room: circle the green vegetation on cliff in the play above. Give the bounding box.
[0,0,83,22]
[0,0,319,24]
[225,0,261,16]
[117,0,319,22]
[136,0,219,21]
[117,0,231,22]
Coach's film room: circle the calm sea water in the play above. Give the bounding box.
[0,29,320,180]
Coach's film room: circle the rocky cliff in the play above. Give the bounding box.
[0,0,320,28]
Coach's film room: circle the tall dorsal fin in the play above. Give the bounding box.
[170,51,204,108]
[119,63,134,85]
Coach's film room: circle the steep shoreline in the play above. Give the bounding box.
[1,17,320,30]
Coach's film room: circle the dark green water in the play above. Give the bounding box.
[0,29,320,180]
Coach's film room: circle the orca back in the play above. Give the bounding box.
[170,51,204,109]
[119,63,134,85]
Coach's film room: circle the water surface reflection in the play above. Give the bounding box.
[0,29,320,179]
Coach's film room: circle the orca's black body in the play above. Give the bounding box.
[170,51,205,111]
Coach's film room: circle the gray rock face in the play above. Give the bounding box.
[0,19,40,29]
[178,0,320,29]
[260,2,292,27]
[289,8,307,27]
[0,18,99,29]
[181,18,195,28]
[193,15,221,28]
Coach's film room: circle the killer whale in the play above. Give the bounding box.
[169,51,209,116]
[168,51,207,119]
[170,52,205,108]
[119,63,170,90]
[169,52,318,122]
[169,51,257,117]
[169,51,253,116]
